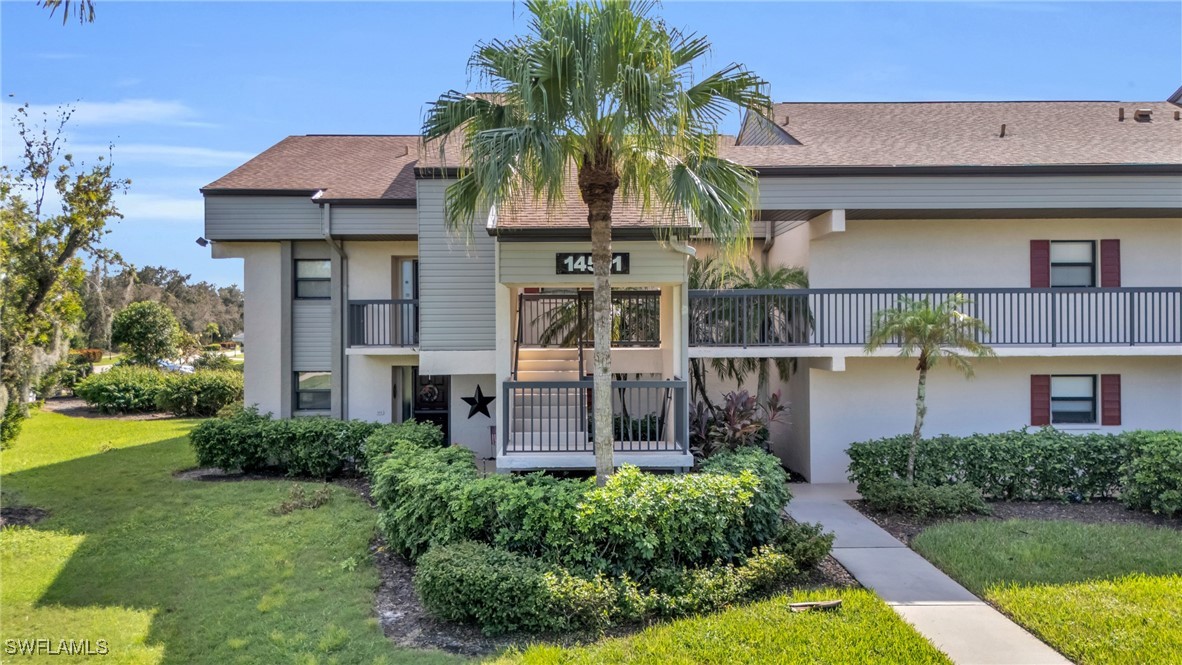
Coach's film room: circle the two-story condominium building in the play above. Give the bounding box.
[202,96,1182,482]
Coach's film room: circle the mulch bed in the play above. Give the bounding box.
[0,505,50,528]
[850,498,1182,546]
[40,396,176,421]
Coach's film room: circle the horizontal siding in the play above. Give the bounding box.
[417,180,497,351]
[292,300,331,370]
[204,195,323,240]
[499,240,687,286]
[757,175,1182,210]
[332,207,418,236]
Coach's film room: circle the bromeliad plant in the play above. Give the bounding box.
[423,0,770,485]
[690,389,786,460]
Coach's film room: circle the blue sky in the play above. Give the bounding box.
[2,1,1178,287]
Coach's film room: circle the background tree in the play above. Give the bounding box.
[203,322,222,343]
[0,104,127,442]
[111,301,180,365]
[424,0,770,484]
[864,294,996,482]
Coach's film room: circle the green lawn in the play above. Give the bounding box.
[493,589,951,665]
[0,411,460,665]
[93,353,123,367]
[913,520,1182,665]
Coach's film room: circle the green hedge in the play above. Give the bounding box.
[361,419,447,476]
[75,366,168,413]
[188,407,410,477]
[155,370,244,417]
[860,478,989,518]
[847,428,1128,501]
[414,540,799,635]
[370,440,795,578]
[1120,431,1182,517]
[847,428,1182,515]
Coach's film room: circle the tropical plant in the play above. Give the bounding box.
[690,389,786,459]
[423,0,770,484]
[864,294,995,482]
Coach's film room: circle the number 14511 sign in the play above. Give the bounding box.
[555,252,630,275]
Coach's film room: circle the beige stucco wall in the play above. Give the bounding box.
[344,240,418,299]
[809,217,1182,288]
[803,355,1182,483]
[212,241,284,417]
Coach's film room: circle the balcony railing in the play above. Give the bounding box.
[347,299,418,347]
[517,290,661,348]
[501,379,688,454]
[689,288,1182,348]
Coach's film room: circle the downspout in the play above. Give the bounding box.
[316,193,349,420]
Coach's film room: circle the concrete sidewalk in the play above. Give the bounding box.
[786,483,1071,665]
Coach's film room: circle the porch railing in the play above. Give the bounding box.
[347,299,419,346]
[689,287,1182,348]
[501,379,688,455]
[518,290,661,348]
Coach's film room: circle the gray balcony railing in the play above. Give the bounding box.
[501,379,688,454]
[347,299,419,347]
[518,290,661,348]
[689,287,1182,348]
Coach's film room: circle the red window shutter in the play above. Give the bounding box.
[1031,375,1051,426]
[1030,240,1051,287]
[1101,374,1122,426]
[1100,239,1121,287]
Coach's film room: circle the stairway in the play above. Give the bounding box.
[510,348,589,451]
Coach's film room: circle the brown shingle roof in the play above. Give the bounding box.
[493,177,691,230]
[726,101,1182,169]
[202,135,420,201]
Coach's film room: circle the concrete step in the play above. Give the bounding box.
[516,358,582,372]
[514,370,583,382]
[516,348,581,360]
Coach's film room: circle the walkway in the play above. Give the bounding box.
[786,483,1071,665]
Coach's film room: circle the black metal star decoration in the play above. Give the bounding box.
[461,384,495,419]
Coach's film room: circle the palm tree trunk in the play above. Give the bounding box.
[589,213,614,486]
[908,362,928,483]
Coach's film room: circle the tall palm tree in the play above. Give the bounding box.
[424,1,770,485]
[864,295,996,482]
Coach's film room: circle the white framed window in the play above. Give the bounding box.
[1050,241,1095,288]
[295,259,331,299]
[1050,375,1096,424]
[295,371,331,411]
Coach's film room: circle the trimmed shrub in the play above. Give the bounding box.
[847,428,1128,501]
[1121,430,1182,517]
[75,366,167,413]
[188,407,381,477]
[455,473,591,558]
[192,351,233,371]
[860,478,989,518]
[773,521,835,570]
[362,419,446,475]
[414,541,560,635]
[371,443,481,558]
[568,465,761,578]
[204,343,222,352]
[700,447,792,548]
[155,370,244,417]
[415,541,801,635]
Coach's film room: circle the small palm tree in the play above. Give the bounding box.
[864,294,996,482]
[424,1,770,485]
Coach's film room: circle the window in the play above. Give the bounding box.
[1050,241,1095,288]
[295,259,330,299]
[295,371,331,411]
[1050,375,1096,424]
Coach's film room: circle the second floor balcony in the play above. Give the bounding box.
[348,299,419,347]
[689,287,1182,349]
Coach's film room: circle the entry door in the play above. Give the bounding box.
[412,369,449,443]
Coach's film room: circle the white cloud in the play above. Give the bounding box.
[115,192,204,223]
[5,98,215,128]
[71,143,255,168]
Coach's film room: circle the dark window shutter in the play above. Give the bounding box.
[1100,239,1121,288]
[1031,375,1051,426]
[1030,240,1050,287]
[1101,374,1122,426]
